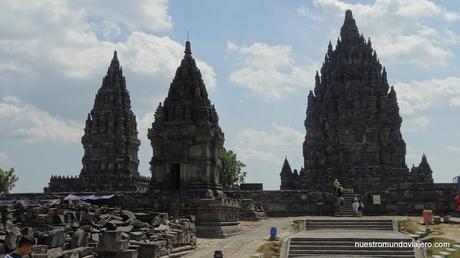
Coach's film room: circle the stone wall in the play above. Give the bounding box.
[362,183,457,216]
[6,182,458,218]
[230,190,336,217]
[45,175,150,194]
[228,182,457,217]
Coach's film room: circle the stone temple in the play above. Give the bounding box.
[46,52,150,193]
[147,41,240,237]
[280,10,433,192]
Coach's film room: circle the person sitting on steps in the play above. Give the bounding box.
[333,179,343,197]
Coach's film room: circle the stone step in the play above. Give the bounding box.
[306,220,393,224]
[290,241,413,245]
[305,220,394,230]
[289,245,414,251]
[288,255,415,258]
[307,227,393,231]
[306,223,393,227]
[291,238,412,242]
[306,219,393,222]
[288,250,415,256]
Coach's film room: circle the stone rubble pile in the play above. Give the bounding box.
[0,199,196,258]
[239,199,267,221]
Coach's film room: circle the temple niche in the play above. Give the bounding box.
[147,41,240,237]
[46,52,150,193]
[281,10,436,192]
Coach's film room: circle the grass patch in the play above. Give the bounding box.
[256,241,281,258]
[290,222,301,233]
[399,218,422,233]
[425,237,459,257]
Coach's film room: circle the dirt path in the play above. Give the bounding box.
[183,217,301,258]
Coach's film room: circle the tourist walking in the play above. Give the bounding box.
[352,196,359,216]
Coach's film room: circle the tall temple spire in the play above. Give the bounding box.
[282,157,292,173]
[109,50,120,72]
[81,51,140,177]
[185,40,192,56]
[340,9,360,43]
[47,51,150,193]
[161,40,211,122]
[300,10,408,192]
[149,40,224,192]
[419,153,431,170]
[280,157,295,190]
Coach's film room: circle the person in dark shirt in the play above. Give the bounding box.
[5,235,35,258]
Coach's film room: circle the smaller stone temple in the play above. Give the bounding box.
[280,157,300,190]
[45,52,150,193]
[147,41,240,237]
[409,154,434,184]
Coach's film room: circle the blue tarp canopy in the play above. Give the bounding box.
[63,194,115,201]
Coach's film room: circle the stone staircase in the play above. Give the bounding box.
[282,218,417,258]
[335,192,358,216]
[305,219,395,230]
[287,237,415,257]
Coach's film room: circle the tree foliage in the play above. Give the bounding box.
[218,147,246,190]
[0,168,18,196]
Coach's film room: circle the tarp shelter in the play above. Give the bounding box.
[63,194,115,201]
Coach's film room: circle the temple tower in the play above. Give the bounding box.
[148,41,224,194]
[81,51,141,178]
[148,41,240,237]
[280,157,295,190]
[301,10,408,192]
[409,154,434,184]
[46,52,150,193]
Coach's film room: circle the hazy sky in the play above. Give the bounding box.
[1,0,460,192]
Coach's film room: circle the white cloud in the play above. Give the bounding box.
[237,123,304,148]
[446,29,460,45]
[233,147,277,163]
[394,77,460,133]
[311,0,458,67]
[0,152,13,166]
[0,0,216,87]
[377,34,451,68]
[228,42,317,101]
[395,77,460,116]
[0,96,81,143]
[138,110,156,140]
[234,124,303,163]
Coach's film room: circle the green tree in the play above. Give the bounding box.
[218,147,247,190]
[0,168,18,196]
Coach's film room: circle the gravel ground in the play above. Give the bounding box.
[183,215,423,258]
[183,217,302,258]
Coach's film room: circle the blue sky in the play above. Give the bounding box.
[1,0,460,192]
